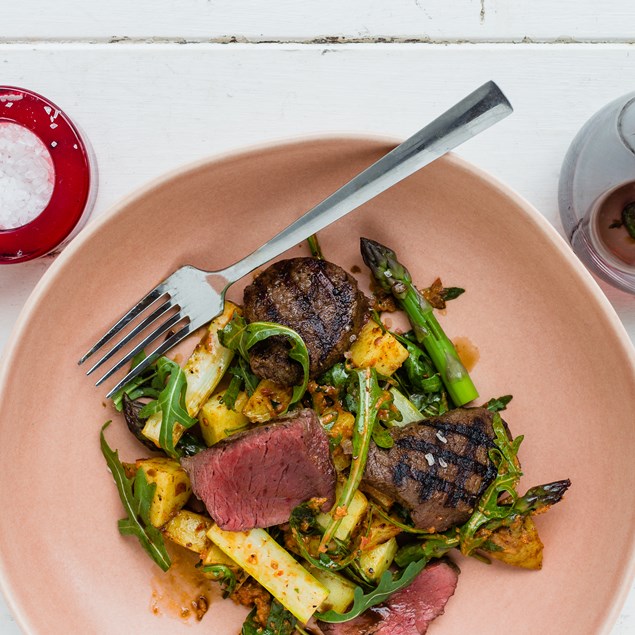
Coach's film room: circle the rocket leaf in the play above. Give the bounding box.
[315,557,428,623]
[138,357,198,459]
[100,422,171,571]
[219,315,310,407]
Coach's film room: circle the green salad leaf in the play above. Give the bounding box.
[316,557,428,623]
[484,394,513,412]
[201,564,237,597]
[223,356,260,410]
[394,332,443,395]
[99,422,171,571]
[110,352,161,412]
[458,413,523,555]
[440,286,465,302]
[242,599,297,635]
[138,357,198,459]
[219,315,310,406]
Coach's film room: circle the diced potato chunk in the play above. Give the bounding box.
[326,411,355,441]
[357,537,398,581]
[316,487,368,542]
[480,515,544,570]
[331,446,352,473]
[304,563,356,614]
[360,514,402,552]
[162,510,212,553]
[242,379,292,423]
[198,390,250,446]
[349,321,408,376]
[207,525,328,624]
[135,458,191,528]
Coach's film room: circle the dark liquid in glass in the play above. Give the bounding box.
[594,182,635,267]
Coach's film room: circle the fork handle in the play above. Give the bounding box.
[219,81,512,285]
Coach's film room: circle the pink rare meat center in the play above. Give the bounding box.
[181,408,336,530]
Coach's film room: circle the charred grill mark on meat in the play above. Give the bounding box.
[243,258,368,385]
[394,420,498,509]
[363,407,504,532]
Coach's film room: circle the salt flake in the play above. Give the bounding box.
[0,122,54,229]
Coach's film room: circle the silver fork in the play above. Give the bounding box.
[79,81,512,397]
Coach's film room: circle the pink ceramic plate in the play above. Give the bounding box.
[0,138,634,634]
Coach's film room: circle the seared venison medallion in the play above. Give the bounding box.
[243,257,368,385]
[181,408,336,531]
[363,407,503,532]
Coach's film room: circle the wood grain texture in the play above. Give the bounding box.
[0,42,633,634]
[3,0,635,42]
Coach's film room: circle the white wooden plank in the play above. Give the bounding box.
[2,0,635,43]
[0,43,633,634]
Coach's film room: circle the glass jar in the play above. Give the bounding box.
[559,92,635,293]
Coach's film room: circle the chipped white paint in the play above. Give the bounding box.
[0,4,635,632]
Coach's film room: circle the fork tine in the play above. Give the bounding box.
[85,299,173,376]
[78,285,167,365]
[94,311,185,387]
[105,319,200,399]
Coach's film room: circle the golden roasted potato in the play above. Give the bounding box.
[242,379,292,423]
[162,510,212,553]
[349,321,408,376]
[135,457,191,528]
[357,537,398,581]
[479,515,544,570]
[198,389,250,446]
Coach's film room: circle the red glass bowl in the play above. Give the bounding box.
[0,86,97,263]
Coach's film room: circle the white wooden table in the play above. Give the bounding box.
[1,2,634,633]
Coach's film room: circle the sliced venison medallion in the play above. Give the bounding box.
[243,257,368,386]
[363,407,502,532]
[181,408,335,530]
[319,560,460,635]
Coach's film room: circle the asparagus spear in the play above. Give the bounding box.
[360,238,478,407]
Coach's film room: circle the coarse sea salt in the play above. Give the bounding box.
[0,121,55,230]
